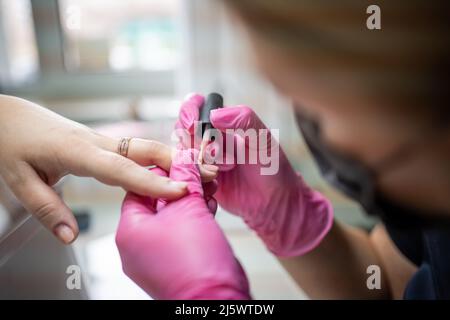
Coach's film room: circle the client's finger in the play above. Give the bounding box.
[6,163,78,245]
[74,147,187,200]
[126,139,173,170]
[96,136,174,171]
[95,134,216,182]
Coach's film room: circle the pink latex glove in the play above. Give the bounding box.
[116,149,251,300]
[175,94,334,257]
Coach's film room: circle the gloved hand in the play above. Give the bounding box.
[116,149,251,300]
[175,94,334,257]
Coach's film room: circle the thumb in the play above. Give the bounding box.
[8,164,78,244]
[210,106,267,131]
[175,93,204,133]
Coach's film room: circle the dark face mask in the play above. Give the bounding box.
[294,110,450,229]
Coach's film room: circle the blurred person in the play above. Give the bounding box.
[117,1,450,299]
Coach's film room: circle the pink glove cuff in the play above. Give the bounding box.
[247,174,334,257]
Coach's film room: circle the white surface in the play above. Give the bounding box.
[83,233,150,300]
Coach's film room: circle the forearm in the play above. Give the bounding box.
[278,221,391,299]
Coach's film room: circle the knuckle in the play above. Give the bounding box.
[63,141,95,173]
[55,128,84,157]
[140,176,161,195]
[103,151,134,172]
[240,106,255,118]
[149,141,171,164]
[4,170,27,189]
[146,140,161,157]
[113,155,135,173]
[33,201,59,224]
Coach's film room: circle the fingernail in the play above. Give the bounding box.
[54,224,75,244]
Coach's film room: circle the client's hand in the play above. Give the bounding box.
[116,149,251,300]
[0,95,190,244]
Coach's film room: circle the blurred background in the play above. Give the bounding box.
[0,0,375,299]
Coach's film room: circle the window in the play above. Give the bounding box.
[1,0,220,99]
[1,0,184,98]
[0,0,38,85]
[59,0,181,72]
